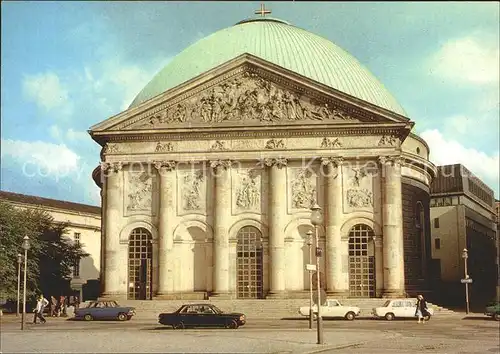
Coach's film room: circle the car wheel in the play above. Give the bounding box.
[83,314,93,321]
[494,313,500,321]
[385,313,395,321]
[345,312,355,321]
[225,320,238,329]
[117,313,127,321]
[172,321,185,330]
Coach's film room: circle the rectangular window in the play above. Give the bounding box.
[434,218,440,228]
[74,232,81,245]
[434,238,441,250]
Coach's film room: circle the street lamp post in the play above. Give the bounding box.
[21,235,30,330]
[462,248,470,314]
[306,230,314,330]
[16,253,22,317]
[310,203,324,345]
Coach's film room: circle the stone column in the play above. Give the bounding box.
[373,235,384,297]
[265,157,288,297]
[321,157,347,296]
[154,160,177,297]
[210,160,232,297]
[101,162,123,298]
[380,156,405,297]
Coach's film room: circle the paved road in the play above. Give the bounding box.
[1,314,499,353]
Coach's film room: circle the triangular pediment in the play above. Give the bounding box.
[90,54,412,138]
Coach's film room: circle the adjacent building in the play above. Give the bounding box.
[429,165,497,307]
[90,14,437,301]
[0,191,101,300]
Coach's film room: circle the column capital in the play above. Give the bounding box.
[154,160,177,172]
[320,156,344,167]
[100,161,123,173]
[378,155,402,167]
[210,159,233,170]
[263,157,288,169]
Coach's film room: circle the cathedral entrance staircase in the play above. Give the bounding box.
[116,298,455,320]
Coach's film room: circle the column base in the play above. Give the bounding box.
[326,290,350,298]
[266,291,288,299]
[382,290,405,298]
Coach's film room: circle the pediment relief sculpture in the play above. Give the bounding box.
[136,71,356,128]
[321,137,342,149]
[155,142,174,152]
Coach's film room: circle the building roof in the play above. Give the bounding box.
[0,190,101,215]
[130,17,407,116]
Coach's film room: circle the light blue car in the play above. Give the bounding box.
[74,300,136,321]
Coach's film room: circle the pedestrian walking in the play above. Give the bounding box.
[33,295,49,324]
[415,294,429,323]
[49,296,57,317]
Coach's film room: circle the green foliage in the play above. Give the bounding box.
[0,202,89,303]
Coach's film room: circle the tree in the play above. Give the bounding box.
[0,201,89,304]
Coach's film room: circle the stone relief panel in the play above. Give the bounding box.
[178,168,207,214]
[124,169,157,216]
[378,135,400,147]
[265,138,286,150]
[210,140,229,151]
[343,163,376,213]
[289,167,318,211]
[134,71,357,129]
[320,137,342,149]
[232,168,262,214]
[155,141,174,152]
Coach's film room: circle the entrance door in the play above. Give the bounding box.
[348,224,375,298]
[128,228,153,300]
[236,226,264,299]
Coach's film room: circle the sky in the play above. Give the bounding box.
[1,1,499,206]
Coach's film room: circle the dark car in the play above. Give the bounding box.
[484,301,500,321]
[158,303,246,329]
[74,300,135,321]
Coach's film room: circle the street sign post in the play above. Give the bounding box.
[461,278,473,284]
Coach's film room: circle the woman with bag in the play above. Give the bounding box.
[415,294,429,323]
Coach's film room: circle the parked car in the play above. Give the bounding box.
[74,300,135,321]
[298,299,360,320]
[372,299,434,321]
[158,303,246,329]
[484,301,500,321]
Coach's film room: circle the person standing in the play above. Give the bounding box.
[33,295,49,324]
[415,294,429,323]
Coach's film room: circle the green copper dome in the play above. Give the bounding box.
[130,17,407,116]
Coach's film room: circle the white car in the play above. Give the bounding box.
[372,299,434,321]
[298,299,361,320]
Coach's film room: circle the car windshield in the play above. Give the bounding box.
[383,300,391,307]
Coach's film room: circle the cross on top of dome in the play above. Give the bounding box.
[254,3,271,17]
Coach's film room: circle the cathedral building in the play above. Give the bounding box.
[90,14,436,300]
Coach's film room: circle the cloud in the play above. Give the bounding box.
[429,35,499,85]
[420,129,499,195]
[49,125,89,142]
[1,139,81,177]
[22,72,71,112]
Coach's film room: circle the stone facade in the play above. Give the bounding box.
[90,57,436,300]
